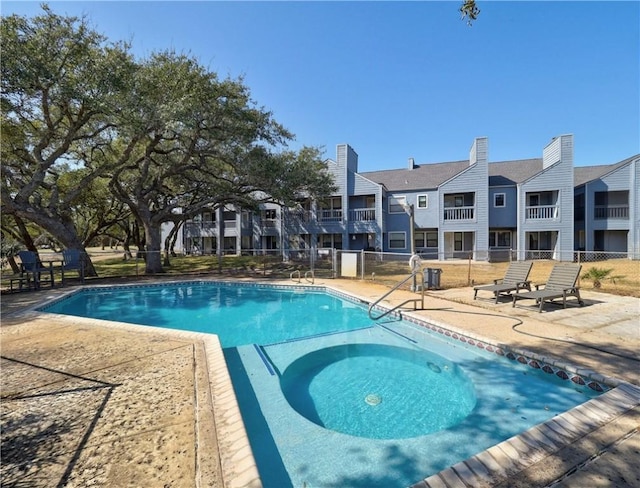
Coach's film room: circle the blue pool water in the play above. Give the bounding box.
[41,282,603,487]
[41,283,372,347]
[280,343,477,439]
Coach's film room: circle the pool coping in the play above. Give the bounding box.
[11,279,640,488]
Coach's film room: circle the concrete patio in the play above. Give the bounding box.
[1,277,638,487]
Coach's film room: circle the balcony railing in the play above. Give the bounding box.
[184,221,216,236]
[526,205,559,220]
[319,209,343,222]
[594,205,629,220]
[349,208,376,222]
[223,219,237,229]
[443,206,475,221]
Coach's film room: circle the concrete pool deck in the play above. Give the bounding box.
[1,277,638,487]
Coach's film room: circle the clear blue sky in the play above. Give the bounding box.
[3,1,639,169]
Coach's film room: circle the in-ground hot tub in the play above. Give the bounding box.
[279,343,477,439]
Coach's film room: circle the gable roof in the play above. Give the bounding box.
[488,159,543,186]
[360,154,639,192]
[574,155,639,187]
[361,160,469,191]
[362,158,544,191]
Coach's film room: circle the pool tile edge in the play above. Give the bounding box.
[7,309,261,488]
[411,383,640,488]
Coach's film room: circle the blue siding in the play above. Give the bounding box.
[439,137,489,260]
[518,135,574,261]
[167,137,637,260]
[489,187,518,227]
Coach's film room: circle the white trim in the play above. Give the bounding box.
[417,194,429,209]
[388,196,407,214]
[388,231,407,249]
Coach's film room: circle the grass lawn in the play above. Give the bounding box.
[3,248,639,298]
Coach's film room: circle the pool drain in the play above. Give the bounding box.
[365,394,381,406]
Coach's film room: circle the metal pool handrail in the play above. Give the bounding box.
[290,269,315,284]
[368,269,425,320]
[304,270,314,284]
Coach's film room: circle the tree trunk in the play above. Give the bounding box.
[143,222,164,274]
[163,220,183,266]
[6,256,20,274]
[8,210,98,277]
[217,215,224,272]
[13,215,38,252]
[169,221,182,257]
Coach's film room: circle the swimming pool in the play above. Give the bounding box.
[40,282,609,487]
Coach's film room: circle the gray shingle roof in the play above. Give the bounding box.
[361,160,469,191]
[488,159,543,185]
[573,155,639,186]
[362,158,544,191]
[361,154,638,191]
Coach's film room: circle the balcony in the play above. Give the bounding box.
[319,209,343,222]
[184,221,216,237]
[595,205,629,220]
[285,209,310,223]
[526,205,559,220]
[443,206,475,221]
[260,219,279,235]
[348,208,376,222]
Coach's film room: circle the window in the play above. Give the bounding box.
[264,236,278,250]
[528,193,540,207]
[319,233,343,249]
[454,232,463,251]
[388,232,406,249]
[417,194,428,209]
[262,209,276,220]
[320,197,342,210]
[389,196,407,213]
[444,193,474,208]
[489,231,511,248]
[224,237,236,251]
[494,193,505,208]
[415,231,438,249]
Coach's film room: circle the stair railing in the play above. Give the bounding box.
[368,269,425,320]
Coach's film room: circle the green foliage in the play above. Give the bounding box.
[0,237,22,268]
[581,267,623,288]
[460,0,481,26]
[1,4,136,261]
[1,5,335,276]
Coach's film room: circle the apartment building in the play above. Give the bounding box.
[574,155,639,256]
[166,135,639,261]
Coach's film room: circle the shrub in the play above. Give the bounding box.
[581,267,622,288]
